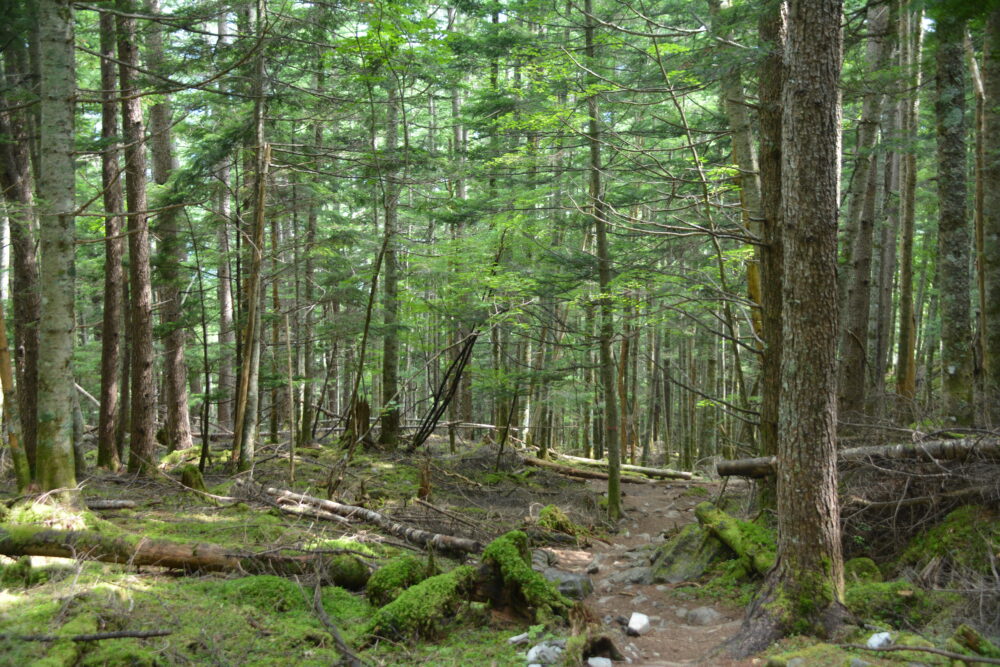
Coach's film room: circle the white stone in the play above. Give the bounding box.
[587,658,613,667]
[627,612,651,636]
[507,632,529,645]
[867,631,893,649]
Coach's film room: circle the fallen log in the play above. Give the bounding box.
[693,502,775,575]
[554,453,693,480]
[523,456,651,484]
[717,437,1000,478]
[252,484,483,556]
[0,525,369,588]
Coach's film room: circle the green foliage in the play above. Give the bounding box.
[844,557,882,584]
[897,505,1000,575]
[844,579,960,628]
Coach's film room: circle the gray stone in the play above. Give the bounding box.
[649,523,730,584]
[787,659,807,667]
[607,566,653,585]
[526,640,565,664]
[632,594,648,606]
[849,659,873,667]
[587,659,613,667]
[685,606,723,626]
[541,567,594,599]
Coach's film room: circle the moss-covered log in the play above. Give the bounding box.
[0,524,369,588]
[523,456,651,484]
[554,454,693,479]
[693,502,775,575]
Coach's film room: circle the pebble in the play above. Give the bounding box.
[626,612,651,636]
[685,606,723,626]
[587,659,613,667]
[508,632,529,645]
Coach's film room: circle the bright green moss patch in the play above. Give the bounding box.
[367,624,524,666]
[536,505,587,539]
[224,575,309,612]
[681,485,710,498]
[844,556,882,583]
[694,502,775,575]
[365,565,477,641]
[844,579,960,628]
[158,446,200,468]
[696,558,757,606]
[763,641,854,667]
[367,556,434,607]
[898,505,1000,574]
[481,530,572,626]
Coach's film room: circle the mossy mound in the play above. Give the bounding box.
[481,530,572,626]
[159,446,200,468]
[844,579,960,629]
[844,556,882,583]
[367,556,435,607]
[365,565,478,641]
[224,575,309,612]
[536,505,587,539]
[897,505,1000,575]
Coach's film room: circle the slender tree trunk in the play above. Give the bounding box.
[585,0,621,521]
[735,0,848,652]
[380,82,401,449]
[216,181,235,430]
[983,9,1000,425]
[0,42,41,479]
[35,0,78,494]
[97,10,124,470]
[896,7,923,402]
[118,0,157,474]
[934,15,974,425]
[147,0,193,453]
[756,0,786,507]
[838,2,891,416]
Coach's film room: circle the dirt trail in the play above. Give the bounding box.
[549,479,755,666]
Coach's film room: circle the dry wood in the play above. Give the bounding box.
[0,525,365,587]
[839,643,1000,665]
[0,630,171,643]
[254,484,483,555]
[555,453,693,479]
[717,438,1000,478]
[85,500,137,510]
[523,456,651,484]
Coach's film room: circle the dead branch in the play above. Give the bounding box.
[523,456,651,484]
[312,580,366,667]
[556,453,694,479]
[0,630,171,642]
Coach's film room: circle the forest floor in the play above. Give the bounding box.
[1,438,993,666]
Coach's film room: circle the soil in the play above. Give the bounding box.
[547,479,756,666]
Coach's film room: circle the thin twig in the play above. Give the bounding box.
[0,630,171,642]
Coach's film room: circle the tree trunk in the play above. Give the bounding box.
[934,15,974,425]
[380,82,401,449]
[97,10,124,471]
[585,0,621,521]
[147,0,193,454]
[0,40,41,480]
[838,2,891,416]
[35,0,78,494]
[896,7,923,402]
[117,0,157,475]
[983,8,1000,425]
[734,0,849,653]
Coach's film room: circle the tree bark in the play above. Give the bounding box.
[379,82,401,449]
[35,0,78,494]
[734,0,849,653]
[983,8,1000,425]
[147,0,194,454]
[97,9,124,471]
[934,15,974,425]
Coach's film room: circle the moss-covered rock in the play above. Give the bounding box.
[536,505,586,539]
[844,579,960,628]
[481,530,572,626]
[844,557,882,584]
[898,505,1000,575]
[365,565,477,641]
[649,523,731,584]
[366,556,434,607]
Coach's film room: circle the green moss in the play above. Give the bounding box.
[536,505,587,539]
[30,611,98,667]
[366,624,523,665]
[898,505,1000,575]
[681,486,710,498]
[224,575,309,612]
[694,502,776,576]
[763,641,854,667]
[697,558,757,605]
[159,446,200,467]
[481,531,572,626]
[367,556,434,607]
[844,579,960,628]
[365,565,477,641]
[844,557,882,583]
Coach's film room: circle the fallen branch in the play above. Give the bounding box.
[84,500,137,510]
[718,437,1000,478]
[845,486,992,510]
[523,456,651,484]
[694,502,774,575]
[554,453,693,479]
[0,525,368,588]
[0,629,171,643]
[839,643,1000,665]
[249,483,482,556]
[312,581,366,667]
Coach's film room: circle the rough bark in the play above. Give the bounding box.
[838,2,891,416]
[379,82,401,449]
[35,0,78,494]
[146,0,193,454]
[733,0,849,653]
[117,0,157,475]
[0,525,368,587]
[984,9,1000,425]
[934,16,974,425]
[0,42,41,479]
[97,10,124,471]
[585,0,621,521]
[756,0,786,505]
